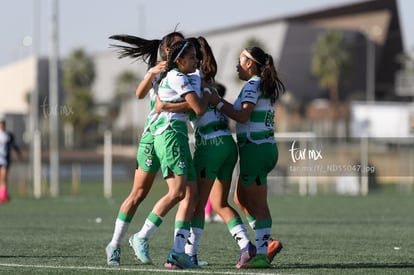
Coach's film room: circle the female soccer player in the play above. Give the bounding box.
[105,31,184,266]
[150,39,210,269]
[185,37,256,269]
[208,46,285,268]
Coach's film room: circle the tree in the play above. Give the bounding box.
[107,70,139,130]
[63,48,97,147]
[115,70,138,100]
[311,30,350,108]
[395,48,414,97]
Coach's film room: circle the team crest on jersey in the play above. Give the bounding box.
[181,78,190,90]
[178,159,186,169]
[245,89,256,100]
[145,156,153,167]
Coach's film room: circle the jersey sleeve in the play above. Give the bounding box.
[143,67,161,92]
[240,79,259,105]
[169,72,196,98]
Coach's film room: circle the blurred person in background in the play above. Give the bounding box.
[0,114,22,204]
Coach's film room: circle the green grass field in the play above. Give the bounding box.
[1,180,413,274]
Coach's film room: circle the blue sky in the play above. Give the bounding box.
[1,0,412,66]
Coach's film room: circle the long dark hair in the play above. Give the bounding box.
[186,36,217,83]
[245,46,285,104]
[109,31,184,70]
[197,36,217,83]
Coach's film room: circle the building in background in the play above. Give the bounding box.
[0,56,50,146]
[199,0,406,136]
[0,0,412,192]
[0,0,409,146]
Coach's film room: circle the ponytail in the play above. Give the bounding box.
[244,47,285,104]
[109,31,184,71]
[109,34,161,70]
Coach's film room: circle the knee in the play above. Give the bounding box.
[177,190,186,201]
[190,189,199,206]
[169,188,186,203]
[210,197,225,211]
[128,189,148,205]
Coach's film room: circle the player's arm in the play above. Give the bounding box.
[9,133,22,159]
[155,98,192,113]
[155,90,210,114]
[209,91,254,123]
[183,91,210,116]
[135,61,167,99]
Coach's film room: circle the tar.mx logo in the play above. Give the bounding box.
[289,140,323,163]
[41,97,74,118]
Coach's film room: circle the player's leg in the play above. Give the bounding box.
[0,166,9,203]
[165,143,200,269]
[204,197,213,223]
[106,169,157,265]
[184,176,213,265]
[238,142,279,268]
[210,178,255,268]
[106,132,160,265]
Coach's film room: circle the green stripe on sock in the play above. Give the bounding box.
[148,212,163,227]
[246,215,256,223]
[226,216,243,231]
[117,212,133,223]
[255,218,272,229]
[175,220,191,230]
[191,218,205,229]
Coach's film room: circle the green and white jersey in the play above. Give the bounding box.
[187,70,232,139]
[234,75,275,144]
[142,68,162,134]
[188,69,202,97]
[150,68,196,137]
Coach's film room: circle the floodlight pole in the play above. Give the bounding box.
[31,0,42,198]
[360,31,376,196]
[31,0,40,134]
[49,0,60,197]
[104,130,112,198]
[366,35,375,102]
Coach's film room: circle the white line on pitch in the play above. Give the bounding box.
[0,263,288,275]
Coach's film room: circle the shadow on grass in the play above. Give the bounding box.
[278,262,414,269]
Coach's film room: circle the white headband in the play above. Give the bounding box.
[242,49,263,66]
[174,41,190,62]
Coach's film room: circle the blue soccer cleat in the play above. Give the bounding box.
[105,244,121,266]
[164,249,200,269]
[129,234,152,264]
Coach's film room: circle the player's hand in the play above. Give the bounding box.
[208,89,221,105]
[154,94,164,113]
[151,61,167,75]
